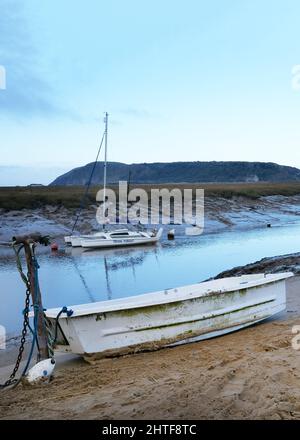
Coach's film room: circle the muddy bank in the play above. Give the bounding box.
[214,252,300,278]
[0,194,300,246]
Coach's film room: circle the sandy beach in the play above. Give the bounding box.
[0,274,299,420]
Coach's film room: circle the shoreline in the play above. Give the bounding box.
[1,194,300,245]
[1,308,299,419]
[0,259,299,419]
[213,252,300,278]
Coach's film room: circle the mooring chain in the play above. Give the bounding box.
[0,285,31,389]
[1,236,52,390]
[1,244,34,389]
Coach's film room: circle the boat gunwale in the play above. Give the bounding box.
[44,272,293,318]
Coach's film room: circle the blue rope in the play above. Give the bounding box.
[19,256,73,381]
[53,306,73,346]
[19,257,40,378]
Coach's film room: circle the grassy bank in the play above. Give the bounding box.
[0,182,300,211]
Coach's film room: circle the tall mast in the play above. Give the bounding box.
[103,112,108,218]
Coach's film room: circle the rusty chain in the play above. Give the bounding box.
[0,284,31,389]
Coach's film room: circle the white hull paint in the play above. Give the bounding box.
[185,226,203,236]
[64,228,163,249]
[44,272,293,360]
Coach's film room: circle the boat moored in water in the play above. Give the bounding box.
[64,113,163,249]
[65,227,163,249]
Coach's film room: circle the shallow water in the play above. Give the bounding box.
[1,222,300,335]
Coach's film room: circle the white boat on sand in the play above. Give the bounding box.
[44,272,293,362]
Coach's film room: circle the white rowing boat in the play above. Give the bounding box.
[44,272,293,362]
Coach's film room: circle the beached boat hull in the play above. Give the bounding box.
[44,272,293,361]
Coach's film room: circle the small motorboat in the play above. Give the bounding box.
[44,272,293,362]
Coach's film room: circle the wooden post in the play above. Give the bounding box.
[13,234,50,360]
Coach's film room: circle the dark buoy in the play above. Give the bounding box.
[167,229,175,240]
[51,243,58,251]
[267,223,271,228]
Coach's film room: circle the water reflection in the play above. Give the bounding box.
[71,257,96,303]
[1,222,300,336]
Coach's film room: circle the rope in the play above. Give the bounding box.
[14,244,41,353]
[0,288,31,390]
[72,129,106,233]
[13,244,29,287]
[44,306,73,358]
[12,249,41,387]
[44,317,55,359]
[1,240,73,390]
[0,244,37,390]
[53,307,73,344]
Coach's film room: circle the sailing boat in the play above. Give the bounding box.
[64,113,163,249]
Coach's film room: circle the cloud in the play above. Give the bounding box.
[118,108,157,119]
[0,0,72,118]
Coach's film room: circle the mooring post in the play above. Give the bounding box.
[13,234,50,361]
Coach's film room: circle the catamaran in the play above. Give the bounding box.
[65,227,163,248]
[64,113,163,249]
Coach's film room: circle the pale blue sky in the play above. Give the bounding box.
[1,0,300,185]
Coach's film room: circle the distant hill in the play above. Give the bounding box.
[50,161,300,185]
